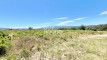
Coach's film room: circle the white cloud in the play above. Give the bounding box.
[57,16,88,26]
[55,17,68,20]
[99,11,107,15]
[74,17,87,21]
[58,21,74,26]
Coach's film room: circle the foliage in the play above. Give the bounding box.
[0,31,11,57]
[28,27,33,30]
[79,25,86,30]
[55,24,107,31]
[0,30,107,60]
[86,24,107,31]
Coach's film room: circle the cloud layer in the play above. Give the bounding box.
[57,17,87,26]
[99,11,107,15]
[44,10,107,27]
[58,21,74,26]
[55,17,68,20]
[74,17,87,21]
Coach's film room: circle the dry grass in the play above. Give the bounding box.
[0,30,107,60]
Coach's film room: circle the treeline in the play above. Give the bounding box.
[57,24,107,31]
[6,24,107,31]
[86,24,107,31]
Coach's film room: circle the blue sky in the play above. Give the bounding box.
[0,0,107,28]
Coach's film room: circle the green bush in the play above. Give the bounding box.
[0,46,6,56]
[0,31,11,56]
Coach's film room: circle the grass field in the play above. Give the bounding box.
[0,30,107,60]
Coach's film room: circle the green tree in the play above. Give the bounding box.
[28,27,33,30]
[79,25,86,30]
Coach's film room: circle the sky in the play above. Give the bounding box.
[0,0,107,28]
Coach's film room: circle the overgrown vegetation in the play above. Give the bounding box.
[86,24,107,31]
[0,29,106,60]
[55,24,107,31]
[0,24,107,60]
[0,31,11,57]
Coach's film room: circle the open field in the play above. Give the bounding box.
[0,30,107,60]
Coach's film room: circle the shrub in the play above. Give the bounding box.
[28,27,33,30]
[79,25,86,30]
[0,31,11,56]
[0,46,6,56]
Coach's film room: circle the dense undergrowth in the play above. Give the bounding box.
[0,31,11,57]
[0,30,107,60]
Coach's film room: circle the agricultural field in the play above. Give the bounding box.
[0,30,107,60]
